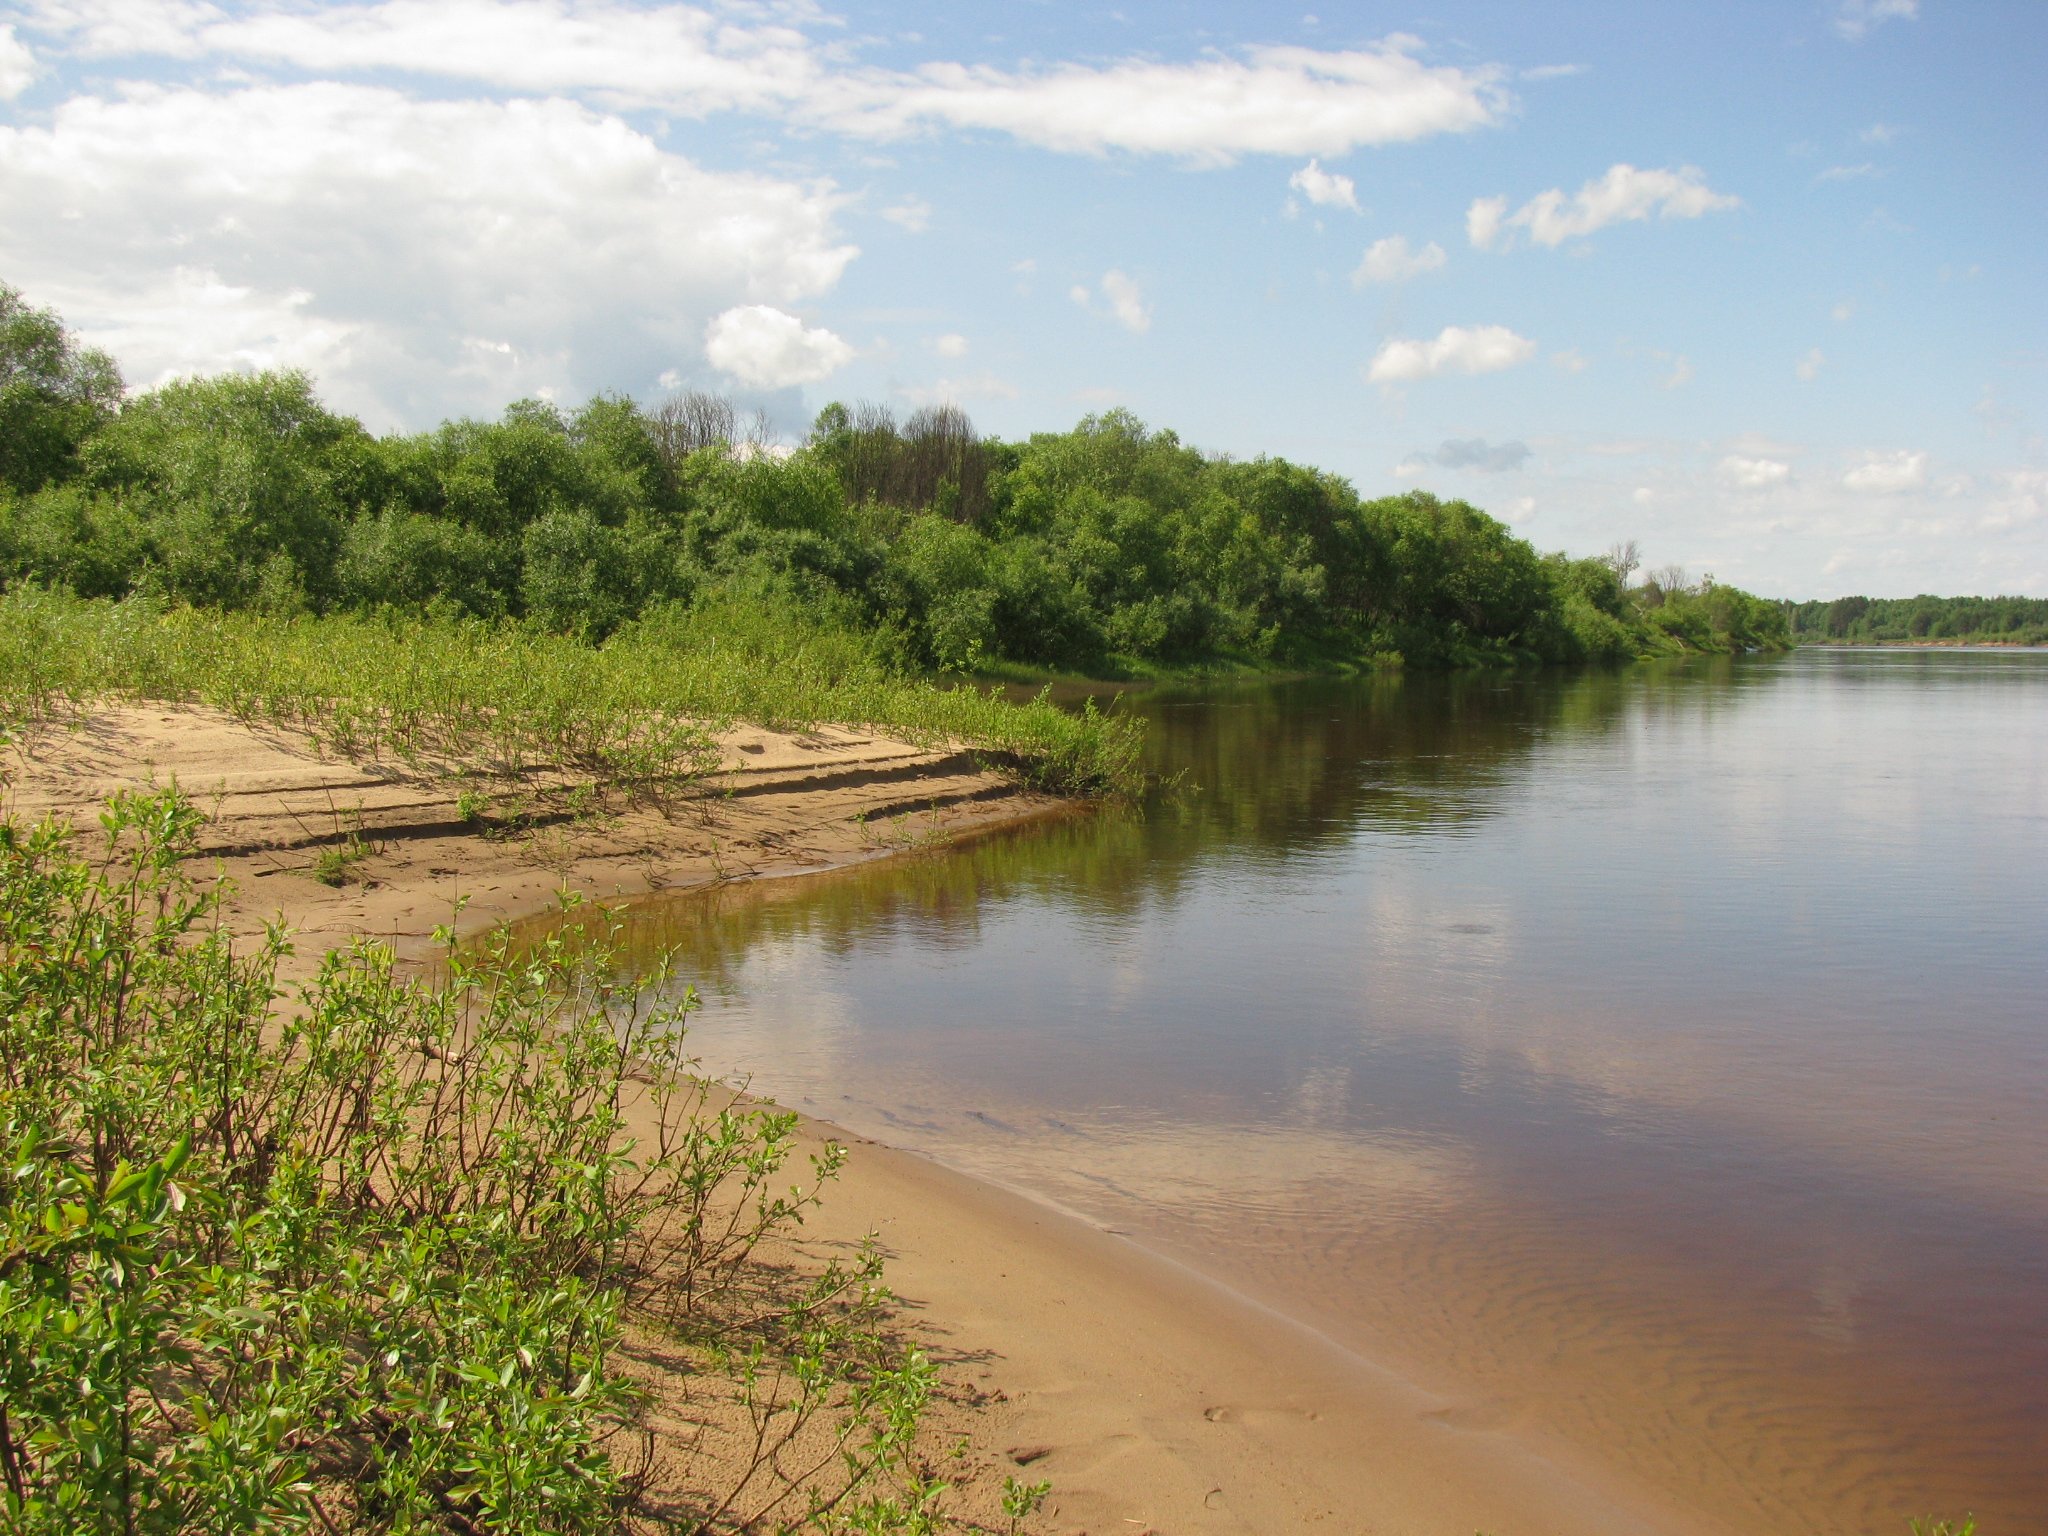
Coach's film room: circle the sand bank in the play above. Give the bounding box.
[5,706,1729,1535]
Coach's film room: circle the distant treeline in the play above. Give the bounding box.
[1785,594,2048,647]
[2,280,1786,673]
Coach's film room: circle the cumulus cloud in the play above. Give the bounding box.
[1073,270,1151,333]
[1835,0,1918,42]
[0,24,35,99]
[1367,324,1534,383]
[1465,195,1507,250]
[932,332,969,358]
[1843,449,1929,494]
[0,82,858,423]
[1430,437,1531,472]
[1467,163,1738,250]
[1796,348,1825,381]
[1288,157,1360,211]
[1720,455,1792,491]
[1351,234,1445,285]
[704,305,852,389]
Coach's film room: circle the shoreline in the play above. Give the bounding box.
[7,705,1729,1535]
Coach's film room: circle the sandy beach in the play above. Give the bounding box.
[4,706,1733,1536]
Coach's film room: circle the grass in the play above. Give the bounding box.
[0,587,1143,800]
[310,829,374,886]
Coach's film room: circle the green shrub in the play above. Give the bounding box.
[0,787,947,1532]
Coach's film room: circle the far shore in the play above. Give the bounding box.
[6,704,1730,1536]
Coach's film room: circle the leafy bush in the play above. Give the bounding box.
[0,788,948,1532]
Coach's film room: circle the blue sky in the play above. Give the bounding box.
[2,0,2043,597]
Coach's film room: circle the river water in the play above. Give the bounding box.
[567,649,2048,1532]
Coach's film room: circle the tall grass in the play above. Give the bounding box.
[0,587,1143,797]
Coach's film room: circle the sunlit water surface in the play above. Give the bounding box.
[539,650,2048,1533]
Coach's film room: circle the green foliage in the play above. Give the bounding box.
[1000,1474,1052,1534]
[0,282,124,495]
[0,788,948,1532]
[0,586,1144,798]
[79,370,366,609]
[1787,592,2048,646]
[0,279,1789,686]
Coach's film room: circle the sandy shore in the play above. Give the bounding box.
[5,706,1729,1536]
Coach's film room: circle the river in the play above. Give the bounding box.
[560,648,2048,1533]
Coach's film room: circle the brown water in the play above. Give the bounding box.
[555,650,2048,1532]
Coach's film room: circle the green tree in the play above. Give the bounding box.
[0,281,124,493]
[84,370,364,608]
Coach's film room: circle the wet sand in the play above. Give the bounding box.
[7,705,1753,1534]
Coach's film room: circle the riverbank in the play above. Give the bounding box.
[5,706,1730,1535]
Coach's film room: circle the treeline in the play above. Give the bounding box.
[1786,594,2048,647]
[1,280,1785,672]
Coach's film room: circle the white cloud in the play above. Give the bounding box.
[1661,355,1694,390]
[932,332,969,358]
[18,5,1510,165]
[0,82,857,424]
[13,0,219,60]
[1465,195,1507,250]
[0,24,36,99]
[881,195,931,232]
[1073,270,1151,334]
[1351,234,1445,285]
[1288,157,1359,211]
[821,39,1509,163]
[897,370,1018,406]
[1843,449,1928,494]
[1980,470,2046,533]
[85,0,830,115]
[1720,455,1792,491]
[1859,122,1900,145]
[1832,300,1856,323]
[1367,324,1534,383]
[1835,0,1918,42]
[704,304,852,389]
[1551,348,1589,374]
[1502,495,1536,524]
[1467,163,1738,249]
[1796,348,1825,381]
[1102,271,1151,333]
[1816,162,1880,183]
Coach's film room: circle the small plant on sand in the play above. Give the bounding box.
[1001,1473,1052,1533]
[310,826,374,885]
